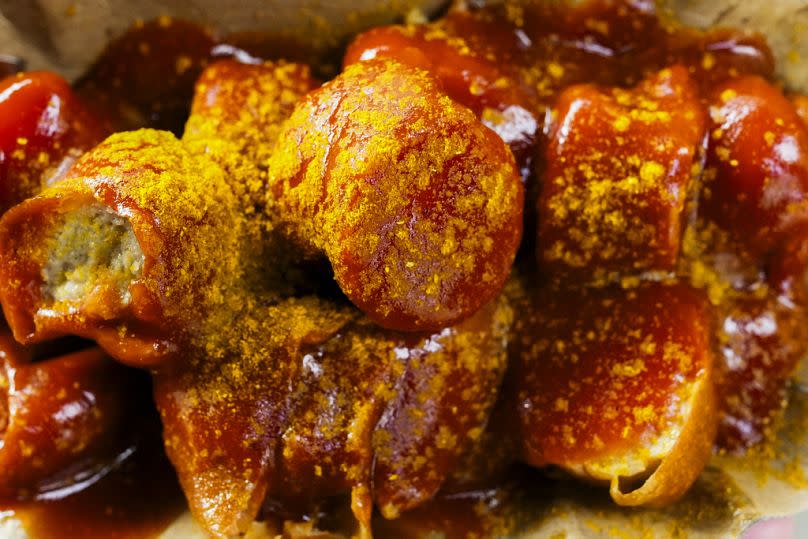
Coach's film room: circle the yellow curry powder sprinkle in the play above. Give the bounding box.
[265,59,521,323]
[52,129,248,327]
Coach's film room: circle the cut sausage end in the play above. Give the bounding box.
[41,204,143,319]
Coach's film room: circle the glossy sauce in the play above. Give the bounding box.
[345,0,803,454]
[2,436,184,539]
[75,18,335,136]
[270,466,550,539]
[434,1,800,453]
[0,376,185,539]
[0,71,108,215]
[0,0,805,536]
